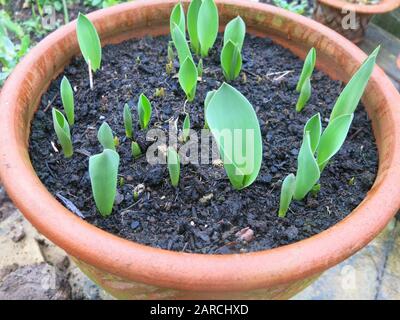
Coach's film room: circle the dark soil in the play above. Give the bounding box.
[29,34,378,254]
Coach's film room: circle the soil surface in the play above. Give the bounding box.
[29,34,378,254]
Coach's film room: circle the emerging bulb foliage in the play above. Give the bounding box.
[278,173,296,218]
[98,122,115,151]
[60,76,74,126]
[178,56,198,101]
[89,149,120,217]
[170,2,186,36]
[137,93,152,130]
[197,58,203,78]
[167,146,180,187]
[295,48,316,112]
[197,0,219,57]
[187,0,202,55]
[203,89,216,129]
[278,47,380,217]
[76,13,102,89]
[205,83,262,190]
[182,113,191,142]
[131,141,142,159]
[123,103,133,139]
[221,16,245,81]
[52,108,73,158]
[171,22,191,66]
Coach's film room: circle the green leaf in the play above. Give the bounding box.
[76,13,102,71]
[137,93,152,129]
[204,90,216,129]
[296,47,316,92]
[303,113,321,154]
[182,113,190,142]
[197,58,203,78]
[330,46,380,121]
[171,23,192,66]
[221,40,242,81]
[178,57,198,101]
[197,0,219,57]
[89,149,120,217]
[17,35,30,58]
[60,76,74,126]
[167,146,180,187]
[123,103,133,138]
[97,122,115,151]
[205,83,262,189]
[131,141,142,159]
[187,0,202,55]
[294,131,320,200]
[278,173,296,218]
[296,76,311,112]
[317,113,354,171]
[170,3,185,36]
[223,16,246,51]
[52,108,73,158]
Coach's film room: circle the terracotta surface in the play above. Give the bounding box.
[313,0,400,43]
[1,0,400,300]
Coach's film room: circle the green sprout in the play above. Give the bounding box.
[52,108,73,158]
[137,93,152,130]
[167,146,180,187]
[182,113,191,142]
[76,13,102,90]
[221,16,245,81]
[170,2,185,36]
[178,56,198,101]
[97,122,115,151]
[131,141,142,159]
[123,103,133,139]
[60,76,74,126]
[295,48,316,112]
[205,83,262,190]
[278,47,380,217]
[167,41,174,62]
[187,0,202,55]
[278,174,296,218]
[197,0,219,57]
[89,149,120,217]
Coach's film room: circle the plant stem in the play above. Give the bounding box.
[62,0,69,24]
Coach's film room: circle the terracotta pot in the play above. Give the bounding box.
[313,0,400,43]
[1,0,400,300]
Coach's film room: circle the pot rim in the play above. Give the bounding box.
[1,0,400,293]
[316,0,400,14]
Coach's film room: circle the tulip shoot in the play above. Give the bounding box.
[167,147,180,187]
[123,103,133,139]
[52,108,73,158]
[98,122,115,151]
[60,76,74,126]
[137,93,152,130]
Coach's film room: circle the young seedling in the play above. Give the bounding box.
[131,141,142,159]
[221,16,246,81]
[295,48,316,112]
[170,2,186,36]
[60,76,74,126]
[205,83,262,189]
[89,149,120,217]
[187,0,202,55]
[123,103,133,139]
[178,56,198,102]
[221,40,242,81]
[76,13,102,90]
[137,93,152,130]
[278,174,296,218]
[197,0,219,57]
[52,108,73,158]
[182,113,191,142]
[203,90,216,129]
[97,122,115,151]
[167,41,175,62]
[167,146,180,187]
[278,47,380,216]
